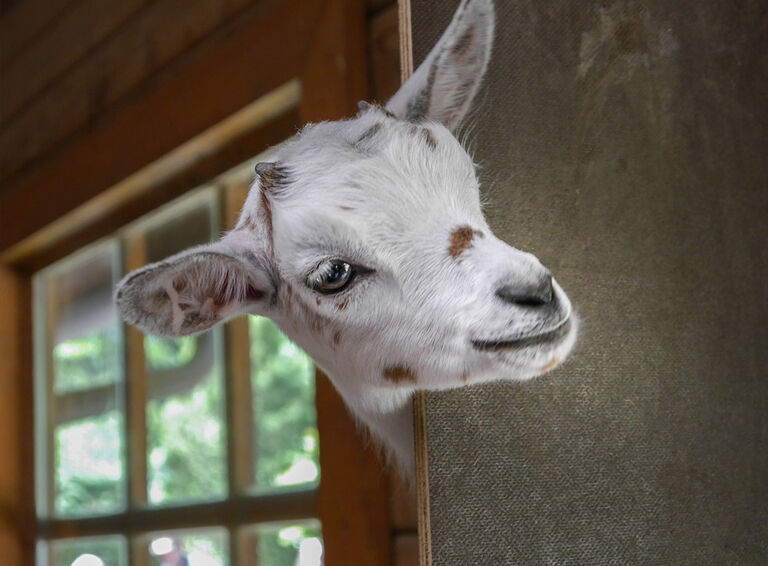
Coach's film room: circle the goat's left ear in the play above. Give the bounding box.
[115,242,274,337]
[386,0,494,131]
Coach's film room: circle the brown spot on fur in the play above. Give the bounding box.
[255,161,287,193]
[316,297,321,306]
[540,357,561,373]
[285,287,329,335]
[383,365,418,384]
[339,205,354,211]
[410,125,437,149]
[461,372,469,384]
[260,190,273,238]
[448,225,484,259]
[332,330,342,346]
[336,299,349,311]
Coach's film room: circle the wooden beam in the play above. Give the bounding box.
[369,4,402,102]
[0,0,253,180]
[0,0,74,70]
[0,0,151,127]
[38,489,318,540]
[124,234,149,508]
[2,86,301,272]
[0,268,24,565]
[0,0,321,255]
[303,2,392,563]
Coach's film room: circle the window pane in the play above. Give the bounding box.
[48,535,126,566]
[146,528,228,566]
[249,316,319,491]
[36,242,125,517]
[239,521,322,566]
[134,193,227,505]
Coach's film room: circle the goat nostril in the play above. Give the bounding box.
[496,276,554,307]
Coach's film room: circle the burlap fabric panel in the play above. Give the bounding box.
[412,1,768,564]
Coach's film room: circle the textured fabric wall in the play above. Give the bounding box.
[412,1,768,564]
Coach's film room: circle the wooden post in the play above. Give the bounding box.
[301,1,392,565]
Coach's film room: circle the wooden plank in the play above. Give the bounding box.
[0,0,320,254]
[2,84,300,271]
[394,534,420,566]
[0,0,151,126]
[124,233,149,507]
[389,474,418,532]
[367,0,396,15]
[0,0,76,70]
[43,277,59,517]
[369,4,401,102]
[412,393,431,566]
[38,489,318,539]
[0,0,253,181]
[1,268,35,562]
[316,375,392,566]
[0,268,23,565]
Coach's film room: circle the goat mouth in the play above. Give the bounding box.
[472,318,572,352]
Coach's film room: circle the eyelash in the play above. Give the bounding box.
[306,259,375,295]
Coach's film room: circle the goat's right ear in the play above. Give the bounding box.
[386,0,494,131]
[115,243,274,337]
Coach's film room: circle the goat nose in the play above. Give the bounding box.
[496,275,554,307]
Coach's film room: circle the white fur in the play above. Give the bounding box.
[115,0,577,477]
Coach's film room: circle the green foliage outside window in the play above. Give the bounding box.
[256,522,323,566]
[249,316,319,489]
[55,411,124,516]
[146,351,227,505]
[53,329,119,393]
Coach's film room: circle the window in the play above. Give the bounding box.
[34,162,322,566]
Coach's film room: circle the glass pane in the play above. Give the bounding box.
[239,521,322,566]
[249,316,319,491]
[49,535,126,566]
[134,193,227,506]
[146,528,228,566]
[36,242,125,517]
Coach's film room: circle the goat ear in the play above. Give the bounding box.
[386,0,494,131]
[115,242,273,337]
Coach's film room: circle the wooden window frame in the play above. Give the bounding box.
[0,1,391,565]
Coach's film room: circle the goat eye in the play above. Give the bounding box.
[309,260,355,294]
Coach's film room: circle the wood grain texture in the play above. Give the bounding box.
[389,473,418,531]
[0,268,23,566]
[0,0,151,127]
[394,534,420,566]
[369,5,402,103]
[0,0,253,182]
[2,91,299,271]
[0,0,320,254]
[0,0,75,70]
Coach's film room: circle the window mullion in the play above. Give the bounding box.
[123,233,149,512]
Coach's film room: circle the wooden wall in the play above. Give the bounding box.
[0,0,416,564]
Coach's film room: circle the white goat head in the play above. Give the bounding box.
[115,0,577,476]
